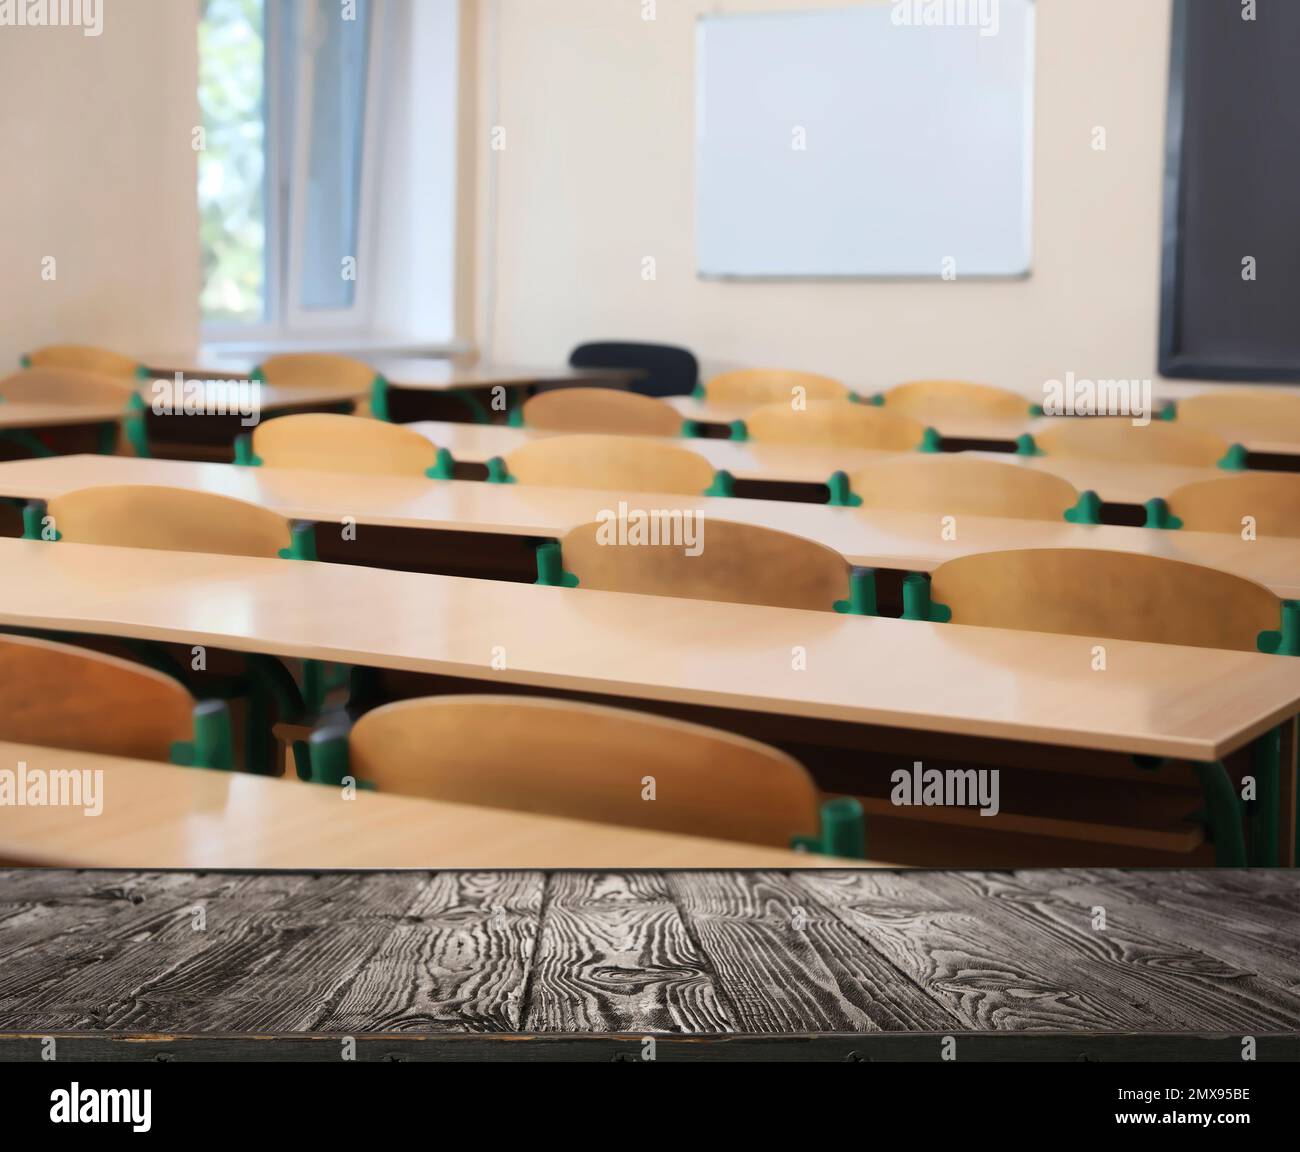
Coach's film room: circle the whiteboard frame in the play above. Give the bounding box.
[694,2,1037,283]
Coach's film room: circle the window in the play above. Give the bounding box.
[198,0,381,336]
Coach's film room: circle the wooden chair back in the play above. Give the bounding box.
[1177,390,1300,441]
[256,353,377,391]
[505,434,716,495]
[0,633,195,761]
[1165,473,1300,538]
[346,694,822,848]
[705,369,847,404]
[560,517,851,610]
[851,454,1080,520]
[522,387,684,437]
[884,379,1030,421]
[22,345,141,378]
[930,548,1280,652]
[253,413,441,478]
[745,400,925,449]
[1035,418,1230,467]
[47,485,293,559]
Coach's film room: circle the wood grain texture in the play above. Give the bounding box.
[2,869,1295,1039]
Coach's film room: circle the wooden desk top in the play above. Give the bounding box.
[2,455,1298,599]
[0,538,1295,760]
[409,420,1239,505]
[374,360,642,392]
[0,742,850,869]
[0,400,128,431]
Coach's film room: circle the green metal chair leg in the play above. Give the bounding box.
[1248,727,1281,868]
[1194,760,1247,867]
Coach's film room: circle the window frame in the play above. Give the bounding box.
[201,0,390,344]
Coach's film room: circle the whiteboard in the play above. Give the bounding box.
[696,2,1035,279]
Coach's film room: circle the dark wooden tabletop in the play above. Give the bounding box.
[1,869,1297,1061]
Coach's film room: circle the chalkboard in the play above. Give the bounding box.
[1160,0,1300,381]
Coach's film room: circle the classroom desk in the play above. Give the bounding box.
[2,454,1299,599]
[372,359,643,392]
[668,396,1300,455]
[0,400,128,431]
[0,537,1295,766]
[0,742,854,869]
[409,419,1241,506]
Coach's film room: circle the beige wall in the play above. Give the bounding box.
[0,0,200,369]
[473,0,1184,395]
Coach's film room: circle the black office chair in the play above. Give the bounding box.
[568,342,699,399]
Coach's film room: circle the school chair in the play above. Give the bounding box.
[910,547,1297,867]
[845,454,1094,522]
[537,517,873,614]
[235,412,455,479]
[737,399,930,451]
[569,341,699,398]
[0,633,233,769]
[698,368,848,405]
[20,484,315,773]
[1024,417,1240,469]
[307,693,866,857]
[519,387,688,437]
[877,379,1034,421]
[1171,389,1300,442]
[252,352,379,391]
[19,344,144,379]
[0,368,147,457]
[254,352,379,418]
[487,432,727,495]
[1156,473,1300,535]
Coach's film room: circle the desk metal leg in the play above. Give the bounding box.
[1195,760,1247,867]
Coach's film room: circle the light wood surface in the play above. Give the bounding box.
[0,635,194,762]
[0,537,1295,760]
[374,359,642,392]
[347,694,822,847]
[1176,389,1300,445]
[255,353,377,391]
[851,453,1080,520]
[0,400,128,432]
[505,433,717,494]
[1035,418,1232,468]
[0,741,858,868]
[406,419,1243,505]
[745,400,926,449]
[522,387,684,436]
[0,369,134,431]
[0,367,136,406]
[930,549,1283,653]
[703,369,847,404]
[671,397,1300,458]
[1166,473,1300,538]
[884,379,1034,422]
[559,517,851,609]
[253,413,442,477]
[48,484,293,558]
[3,455,1300,598]
[21,345,141,378]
